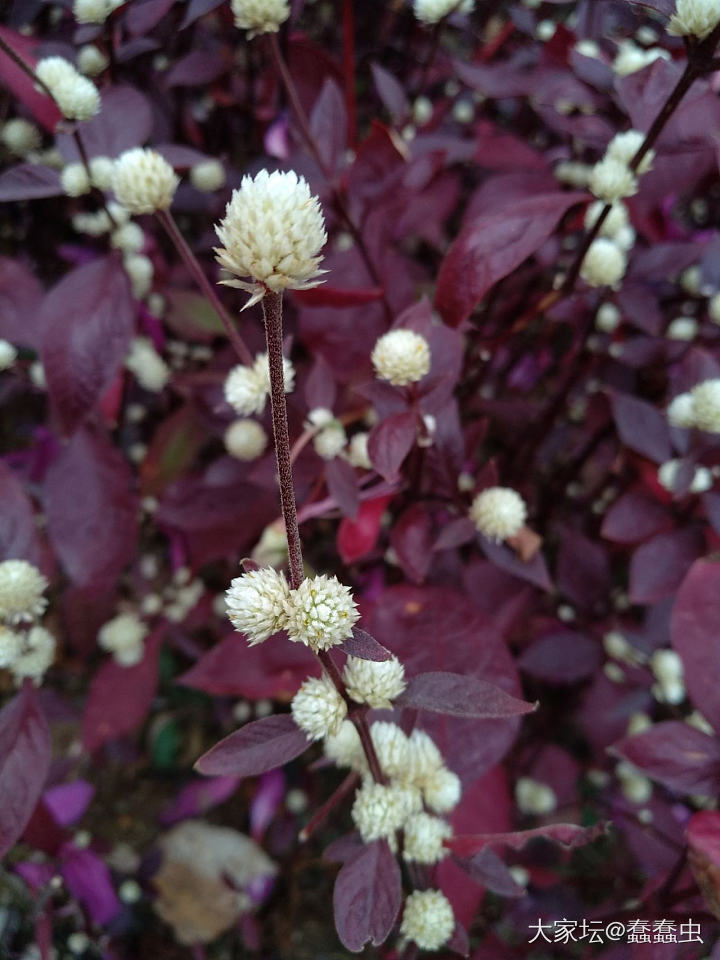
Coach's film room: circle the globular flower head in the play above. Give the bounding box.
[0,627,23,668]
[371,329,431,387]
[291,673,347,741]
[1,118,41,156]
[98,612,148,667]
[344,656,406,709]
[125,337,170,392]
[407,728,444,783]
[579,238,627,288]
[371,721,412,780]
[284,574,359,652]
[423,766,462,814]
[0,560,48,624]
[413,0,474,26]
[38,59,101,122]
[124,253,154,298]
[190,159,226,193]
[351,780,419,846]
[225,567,290,645]
[347,432,371,470]
[224,364,268,416]
[606,131,655,175]
[11,626,56,685]
[77,44,109,77]
[691,379,720,433]
[400,889,455,952]
[667,392,695,428]
[61,162,91,197]
[0,340,18,370]
[89,155,115,191]
[224,419,268,461]
[313,423,347,461]
[668,0,720,39]
[584,200,629,240]
[515,777,557,815]
[35,56,77,90]
[231,0,290,35]
[112,148,179,215]
[324,719,367,771]
[588,157,638,203]
[470,486,527,542]
[215,169,327,308]
[73,0,114,23]
[403,812,452,864]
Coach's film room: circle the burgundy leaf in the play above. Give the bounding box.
[337,495,393,564]
[41,256,134,436]
[0,255,44,349]
[368,411,417,481]
[304,356,337,410]
[611,393,671,464]
[601,491,672,544]
[333,839,402,952]
[435,192,586,326]
[56,87,153,162]
[518,632,601,685]
[195,714,310,777]
[180,0,224,27]
[613,722,720,795]
[0,27,62,130]
[671,559,720,731]
[325,457,359,519]
[44,425,139,589]
[339,627,392,662]
[448,922,470,958]
[82,632,162,752]
[447,822,606,856]
[480,536,553,591]
[629,528,704,605]
[556,528,610,611]
[165,48,228,87]
[125,0,176,35]
[0,164,62,201]
[61,845,121,925]
[293,285,385,308]
[396,671,535,719]
[370,62,408,122]
[455,849,526,898]
[309,78,348,173]
[0,463,44,567]
[0,686,51,858]
[390,504,433,583]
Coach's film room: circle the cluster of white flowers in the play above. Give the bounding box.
[124,337,170,392]
[667,379,720,433]
[224,352,296,416]
[215,169,327,308]
[343,655,406,709]
[98,612,148,667]
[668,0,720,39]
[469,486,527,542]
[413,0,474,26]
[0,560,55,685]
[1,118,42,157]
[112,148,179,214]
[515,776,557,815]
[371,329,431,387]
[291,673,347,741]
[231,0,290,35]
[224,418,268,461]
[613,40,670,77]
[651,648,685,704]
[35,57,100,122]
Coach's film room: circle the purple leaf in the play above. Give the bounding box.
[160,775,240,825]
[613,722,720,795]
[165,48,229,87]
[56,87,153,161]
[434,516,476,550]
[0,164,62,201]
[396,671,536,719]
[309,78,347,173]
[455,849,526,898]
[370,63,408,122]
[601,491,672,544]
[368,411,417,481]
[180,0,224,28]
[195,714,310,777]
[0,255,44,349]
[611,393,671,464]
[447,822,606,856]
[518,632,601,685]
[82,632,162,752]
[44,425,139,589]
[390,504,433,583]
[448,922,470,957]
[629,528,704,605]
[325,457,359,519]
[333,839,402,952]
[480,536,553,591]
[43,781,94,827]
[435,192,586,326]
[0,463,44,567]
[0,686,51,858]
[556,528,610,611]
[339,627,392,662]
[61,845,121,925]
[41,256,134,436]
[671,560,720,731]
[125,0,176,35]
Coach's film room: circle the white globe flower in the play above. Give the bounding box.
[584,200,629,239]
[51,72,101,122]
[0,628,23,668]
[613,40,670,77]
[596,303,621,333]
[667,392,695,428]
[11,626,56,685]
[231,0,290,35]
[77,45,109,77]
[190,159,226,192]
[407,728,444,783]
[554,161,591,188]
[284,574,359,652]
[73,0,113,23]
[588,157,638,203]
[123,253,154,299]
[400,889,455,952]
[313,424,347,461]
[371,721,412,780]
[343,656,406,709]
[61,163,91,197]
[413,0,473,25]
[89,155,115,191]
[124,337,170,392]
[215,169,327,308]
[35,56,76,91]
[579,238,627,288]
[98,612,148,667]
[1,118,41,156]
[224,364,268,416]
[423,766,462,814]
[351,780,420,846]
[111,222,145,253]
[0,340,18,370]
[668,0,720,39]
[224,419,268,461]
[225,567,290,645]
[371,329,431,386]
[515,777,558,815]
[0,560,48,624]
[667,317,698,341]
[291,673,347,741]
[324,719,367,771]
[691,379,720,433]
[347,432,371,469]
[403,812,452,864]
[606,130,655,175]
[112,148,179,215]
[470,486,527,542]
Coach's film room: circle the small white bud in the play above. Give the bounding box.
[580,238,627,288]
[668,0,720,39]
[403,812,452,864]
[596,302,621,333]
[371,329,431,386]
[469,486,527,542]
[691,379,720,433]
[112,148,179,215]
[291,673,347,741]
[224,418,267,461]
[515,777,557,815]
[98,613,147,667]
[0,340,18,370]
[1,118,41,156]
[61,163,91,197]
[77,44,109,76]
[190,159,226,192]
[125,337,169,392]
[667,392,695,429]
[588,157,638,203]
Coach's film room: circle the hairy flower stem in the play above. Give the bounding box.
[262,292,387,784]
[157,210,253,365]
